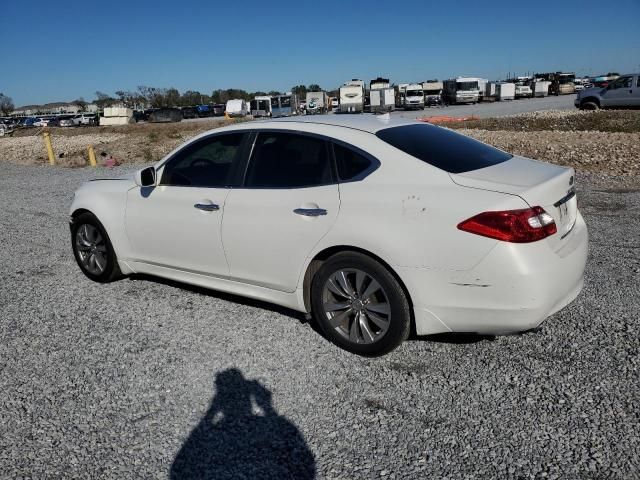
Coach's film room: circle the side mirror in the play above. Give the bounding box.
[135,166,156,187]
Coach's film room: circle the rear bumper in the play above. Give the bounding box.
[402,211,588,335]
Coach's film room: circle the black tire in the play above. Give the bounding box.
[310,252,411,356]
[580,101,599,111]
[71,212,122,283]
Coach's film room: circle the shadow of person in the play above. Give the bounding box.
[170,368,316,480]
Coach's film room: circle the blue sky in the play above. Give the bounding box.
[2,0,639,106]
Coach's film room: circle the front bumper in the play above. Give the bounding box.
[401,211,589,335]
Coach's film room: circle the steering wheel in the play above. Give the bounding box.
[189,157,216,169]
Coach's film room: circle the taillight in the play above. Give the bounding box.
[457,206,557,243]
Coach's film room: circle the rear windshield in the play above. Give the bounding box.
[376,124,512,174]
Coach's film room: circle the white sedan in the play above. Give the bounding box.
[70,116,588,355]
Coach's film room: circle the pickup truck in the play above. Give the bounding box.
[575,73,640,110]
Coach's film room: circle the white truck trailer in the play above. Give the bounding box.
[305,91,328,114]
[496,82,515,101]
[531,80,551,97]
[339,80,365,113]
[443,77,482,104]
[369,78,395,113]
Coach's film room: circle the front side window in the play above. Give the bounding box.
[610,76,632,89]
[333,143,374,181]
[376,124,512,174]
[245,132,332,188]
[160,133,245,187]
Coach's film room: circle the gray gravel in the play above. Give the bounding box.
[0,163,638,479]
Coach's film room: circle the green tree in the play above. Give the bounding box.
[307,84,322,92]
[94,91,116,109]
[291,85,307,97]
[72,97,88,112]
[164,87,181,107]
[0,93,15,115]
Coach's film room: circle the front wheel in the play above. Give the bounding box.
[580,101,599,111]
[311,252,411,356]
[71,212,122,283]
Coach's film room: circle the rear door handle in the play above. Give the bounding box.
[194,203,220,211]
[294,208,327,217]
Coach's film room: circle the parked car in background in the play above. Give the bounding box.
[73,113,97,126]
[59,115,76,127]
[575,73,640,110]
[181,107,198,119]
[46,117,61,127]
[33,117,51,127]
[0,121,15,136]
[212,104,226,116]
[149,108,183,123]
[20,117,38,127]
[69,116,587,356]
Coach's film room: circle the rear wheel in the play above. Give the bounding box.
[71,212,122,283]
[311,252,411,356]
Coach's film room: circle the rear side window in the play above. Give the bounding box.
[245,132,332,188]
[333,143,374,181]
[376,124,512,174]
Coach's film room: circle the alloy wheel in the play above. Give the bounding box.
[322,269,391,344]
[75,224,108,275]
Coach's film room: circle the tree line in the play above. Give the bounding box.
[91,84,331,109]
[1,83,341,115]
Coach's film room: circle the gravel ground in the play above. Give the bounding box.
[1,163,639,479]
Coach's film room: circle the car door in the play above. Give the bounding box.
[125,132,248,276]
[601,75,634,107]
[632,75,640,107]
[222,130,340,292]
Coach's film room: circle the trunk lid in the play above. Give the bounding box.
[450,156,578,248]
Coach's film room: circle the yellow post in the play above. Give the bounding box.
[43,132,55,165]
[87,145,97,167]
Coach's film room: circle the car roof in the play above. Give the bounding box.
[253,115,417,134]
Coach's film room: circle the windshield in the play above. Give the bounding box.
[559,75,575,84]
[376,124,512,174]
[456,82,478,90]
[424,89,440,95]
[406,90,423,97]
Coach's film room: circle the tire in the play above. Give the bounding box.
[71,212,122,283]
[580,101,599,111]
[310,252,411,356]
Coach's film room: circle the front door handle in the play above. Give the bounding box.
[294,208,327,217]
[194,203,220,211]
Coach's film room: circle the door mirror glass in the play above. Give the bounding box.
[136,167,156,187]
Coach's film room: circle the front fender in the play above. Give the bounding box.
[70,180,133,264]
